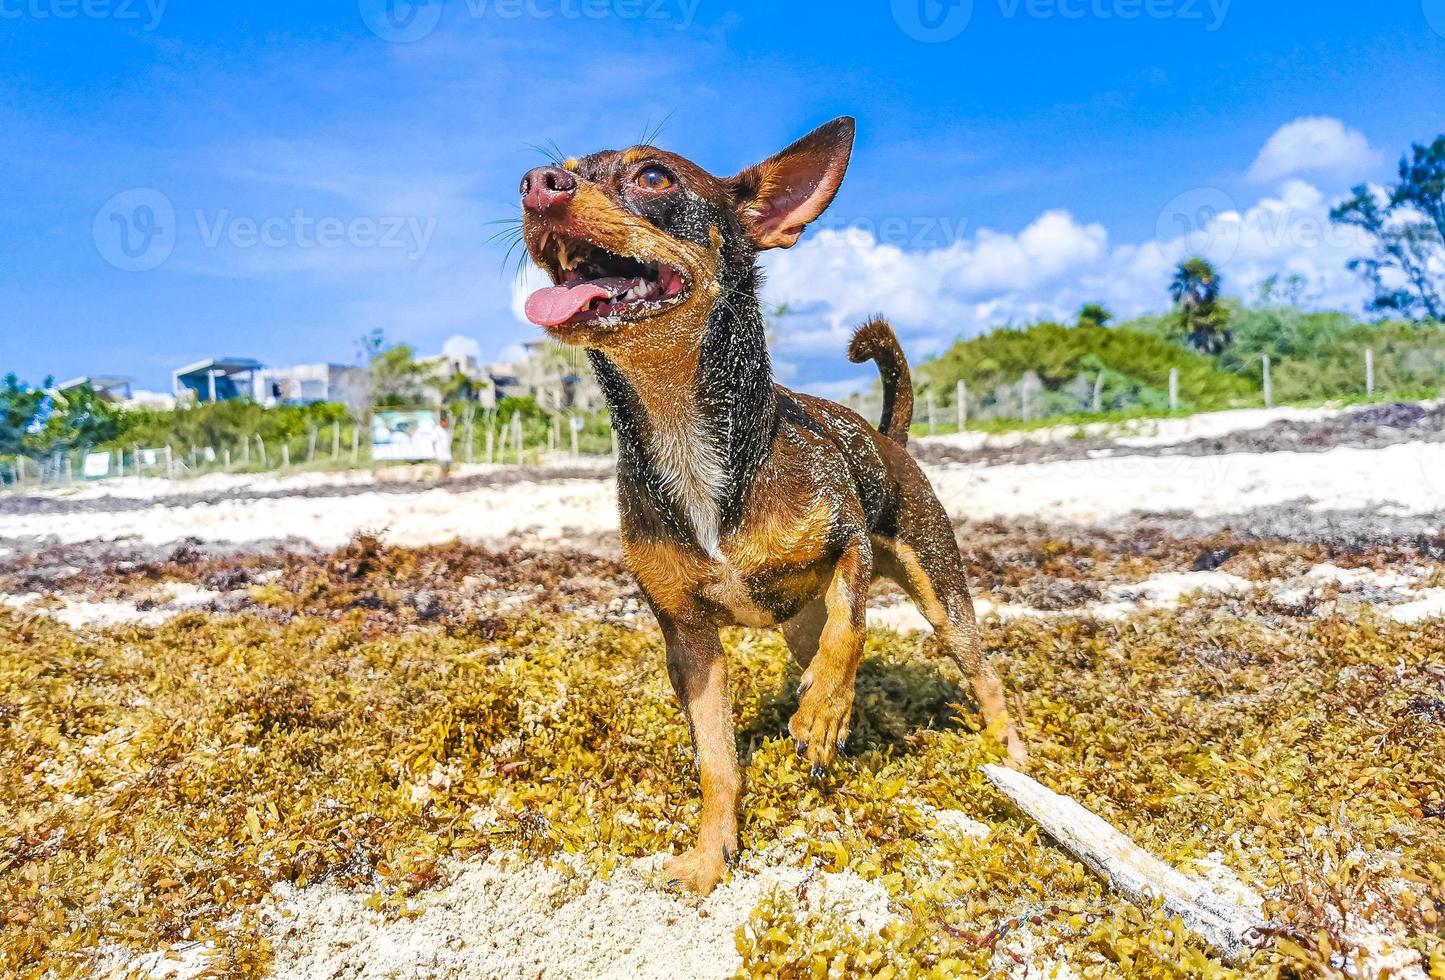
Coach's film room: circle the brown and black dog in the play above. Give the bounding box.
[518,116,1024,895]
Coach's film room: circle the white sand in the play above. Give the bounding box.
[4,440,1443,552]
[869,563,1445,635]
[926,441,1445,525]
[259,850,892,980]
[2,583,223,629]
[868,570,1252,634]
[917,404,1343,454]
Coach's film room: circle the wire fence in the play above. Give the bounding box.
[846,346,1438,435]
[4,348,1436,488]
[1,409,619,490]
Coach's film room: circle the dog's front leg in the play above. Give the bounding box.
[789,536,872,774]
[660,617,739,895]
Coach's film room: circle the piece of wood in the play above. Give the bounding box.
[982,764,1264,962]
[981,765,1426,977]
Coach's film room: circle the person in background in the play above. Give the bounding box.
[435,412,454,479]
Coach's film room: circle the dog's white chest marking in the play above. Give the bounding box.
[647,407,726,559]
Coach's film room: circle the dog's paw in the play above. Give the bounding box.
[663,844,730,896]
[789,677,854,770]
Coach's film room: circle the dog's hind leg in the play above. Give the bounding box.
[788,537,872,772]
[780,598,828,671]
[877,494,1027,768]
[659,616,740,895]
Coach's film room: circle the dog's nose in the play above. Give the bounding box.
[521,166,577,214]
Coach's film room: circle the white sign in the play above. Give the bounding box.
[371,409,442,463]
[83,452,112,480]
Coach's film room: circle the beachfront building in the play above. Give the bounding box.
[173,358,264,405]
[254,363,369,414]
[488,340,604,413]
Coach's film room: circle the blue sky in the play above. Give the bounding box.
[3,0,1444,396]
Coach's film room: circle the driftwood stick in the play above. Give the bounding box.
[982,763,1265,963]
[981,765,1427,978]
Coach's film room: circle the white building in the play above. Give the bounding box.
[254,364,369,413]
[420,352,498,408]
[488,341,604,413]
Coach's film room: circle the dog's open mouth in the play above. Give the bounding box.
[525,236,691,329]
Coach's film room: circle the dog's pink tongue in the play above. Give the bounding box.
[525,278,631,327]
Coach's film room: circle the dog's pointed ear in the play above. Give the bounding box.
[729,116,855,250]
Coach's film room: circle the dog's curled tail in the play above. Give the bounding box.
[848,317,914,447]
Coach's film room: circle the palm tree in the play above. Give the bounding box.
[1077,303,1113,329]
[1170,258,1231,355]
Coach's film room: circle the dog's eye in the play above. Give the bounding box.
[635,165,674,191]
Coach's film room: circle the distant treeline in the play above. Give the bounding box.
[0,379,615,470]
[912,298,1443,424]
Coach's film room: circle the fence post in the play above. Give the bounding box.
[223,447,231,469]
[485,427,495,465]
[465,406,476,465]
[570,417,580,457]
[243,435,250,466]
[165,446,175,479]
[1365,348,1375,398]
[257,436,268,467]
[1092,372,1104,414]
[307,427,318,464]
[926,390,937,435]
[513,413,524,466]
[1262,355,1273,409]
[1169,369,1179,412]
[332,422,341,461]
[956,380,967,431]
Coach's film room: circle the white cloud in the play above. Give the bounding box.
[442,334,482,361]
[755,176,1375,370]
[1247,117,1379,184]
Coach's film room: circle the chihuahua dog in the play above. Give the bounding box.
[519,117,1024,895]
